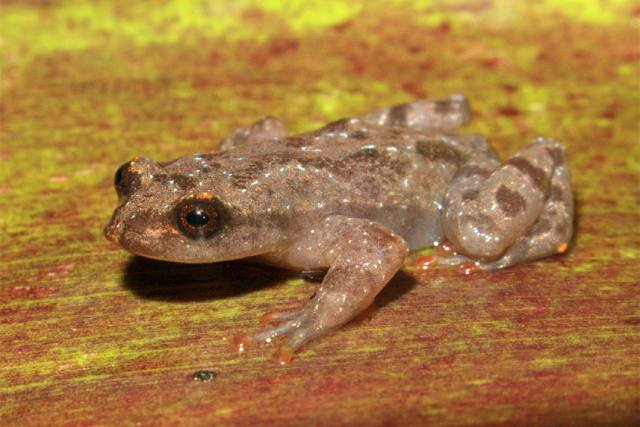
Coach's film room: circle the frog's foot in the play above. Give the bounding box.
[252,308,321,364]
[237,215,409,363]
[414,243,480,275]
[431,253,490,275]
[362,94,471,132]
[442,137,574,269]
[219,116,288,151]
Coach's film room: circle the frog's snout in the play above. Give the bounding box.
[103,208,123,244]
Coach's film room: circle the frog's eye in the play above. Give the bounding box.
[114,157,161,198]
[114,163,126,188]
[176,197,221,239]
[114,161,142,198]
[114,161,134,196]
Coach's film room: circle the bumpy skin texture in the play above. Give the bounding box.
[104,95,574,358]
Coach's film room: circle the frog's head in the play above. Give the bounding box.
[104,156,282,263]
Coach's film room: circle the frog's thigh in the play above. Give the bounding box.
[362,94,471,132]
[442,138,573,267]
[262,215,409,351]
[218,116,287,151]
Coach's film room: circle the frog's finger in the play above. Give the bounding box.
[260,309,303,326]
[251,318,301,343]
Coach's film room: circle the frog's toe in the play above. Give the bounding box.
[414,241,472,269]
[433,253,469,267]
[251,317,302,344]
[274,345,295,365]
[436,254,483,275]
[233,333,251,353]
[234,323,294,354]
[259,309,303,326]
[414,242,483,275]
[273,322,325,364]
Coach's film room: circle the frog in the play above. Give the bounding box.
[104,94,574,363]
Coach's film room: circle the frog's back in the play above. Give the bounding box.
[180,118,491,249]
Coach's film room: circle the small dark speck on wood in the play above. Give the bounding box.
[192,370,218,382]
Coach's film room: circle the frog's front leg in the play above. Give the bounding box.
[218,116,287,151]
[441,137,574,270]
[245,216,409,362]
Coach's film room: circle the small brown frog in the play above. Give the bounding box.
[105,95,573,363]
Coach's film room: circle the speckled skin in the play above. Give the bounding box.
[104,95,574,358]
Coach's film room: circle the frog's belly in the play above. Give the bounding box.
[371,202,444,251]
[403,214,444,250]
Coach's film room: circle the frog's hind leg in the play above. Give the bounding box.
[441,137,574,270]
[218,116,287,151]
[362,94,471,132]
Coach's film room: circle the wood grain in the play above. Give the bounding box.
[1,1,638,425]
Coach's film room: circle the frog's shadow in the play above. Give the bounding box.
[121,256,417,308]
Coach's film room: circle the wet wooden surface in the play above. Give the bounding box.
[1,1,639,426]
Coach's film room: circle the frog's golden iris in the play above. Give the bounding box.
[175,196,221,239]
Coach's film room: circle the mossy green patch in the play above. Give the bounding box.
[543,0,632,24]
[467,378,492,386]
[619,247,639,260]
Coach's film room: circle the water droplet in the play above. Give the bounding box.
[415,255,436,270]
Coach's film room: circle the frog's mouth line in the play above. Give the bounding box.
[103,220,163,261]
[103,211,263,264]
